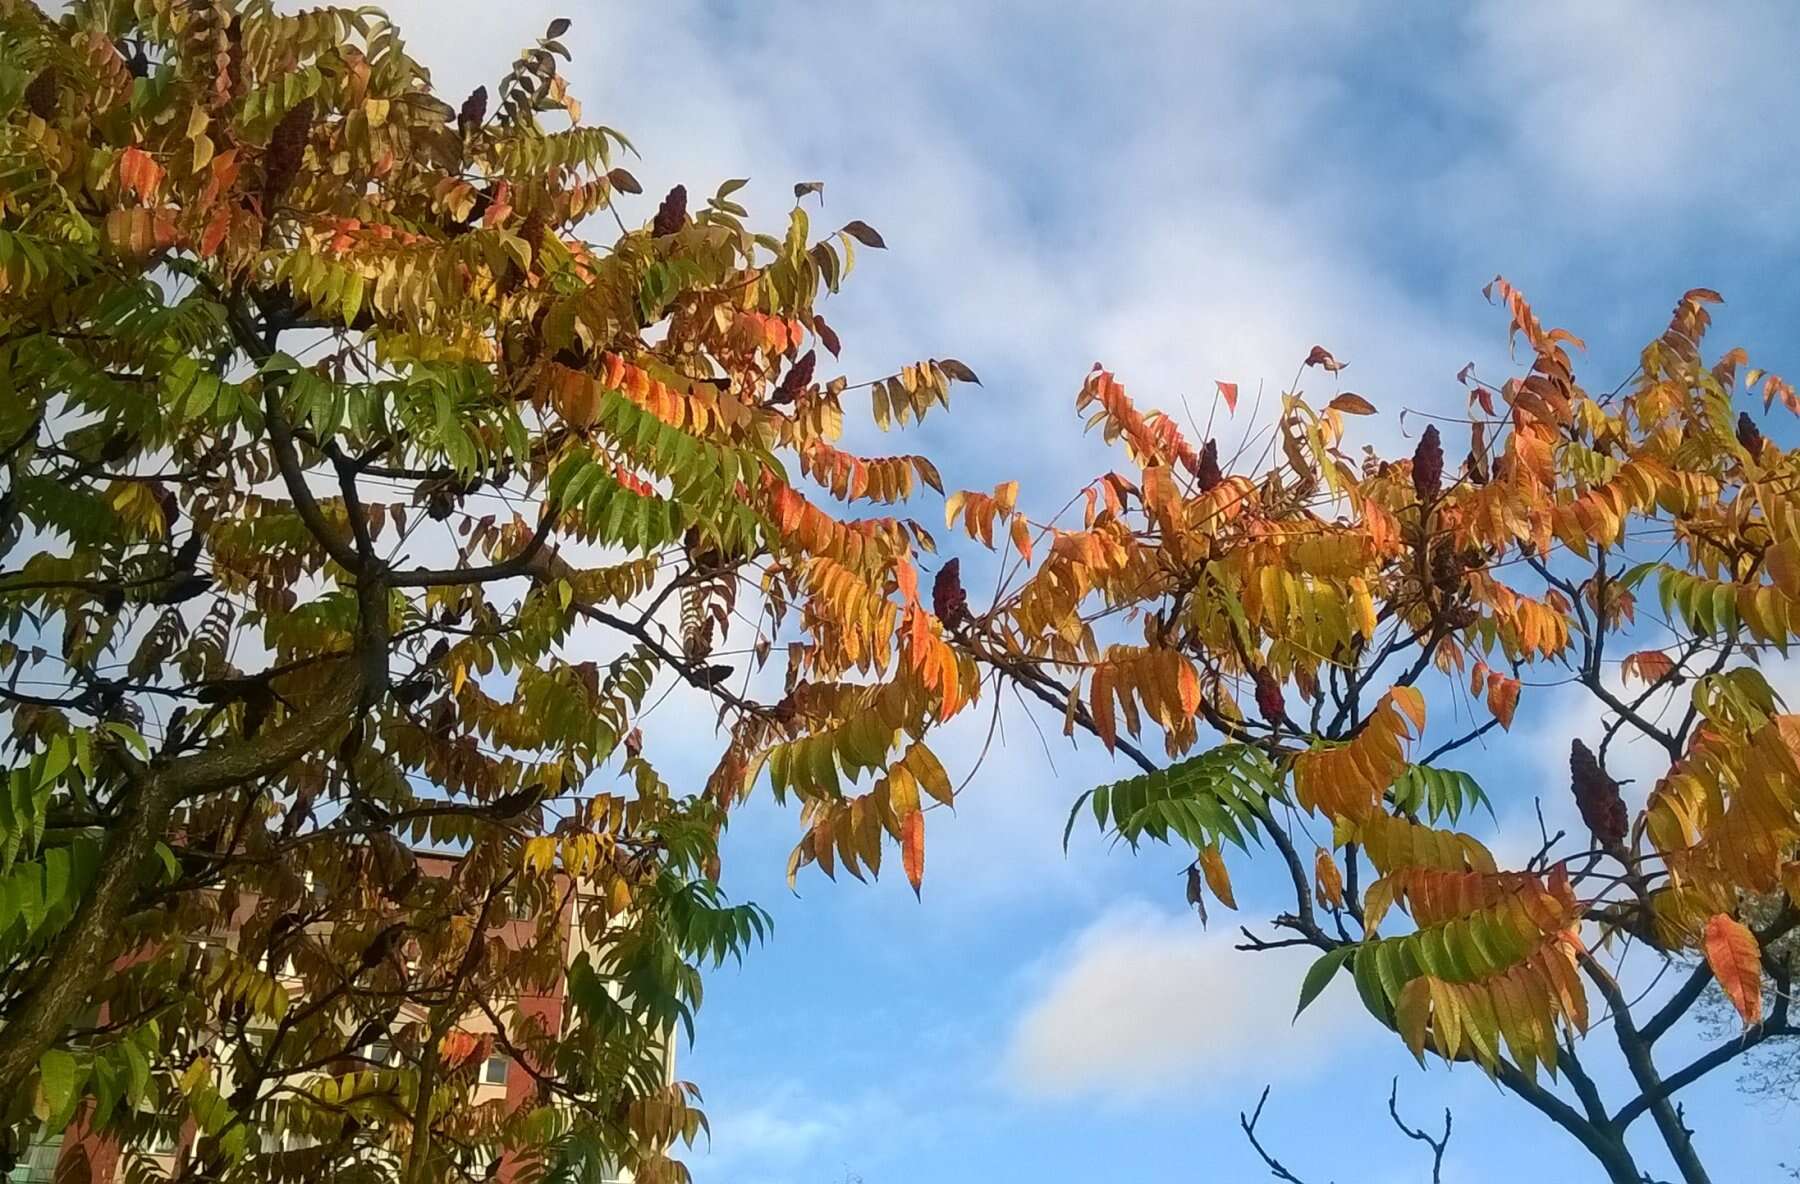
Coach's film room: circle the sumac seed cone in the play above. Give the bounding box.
[772,349,816,404]
[263,98,315,209]
[932,558,969,627]
[1737,412,1765,459]
[1412,424,1444,503]
[1194,439,1223,492]
[458,85,488,136]
[1570,739,1628,846]
[1254,668,1284,726]
[24,68,57,120]
[652,184,687,237]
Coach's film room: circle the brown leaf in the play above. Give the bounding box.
[938,358,981,385]
[812,315,842,358]
[1328,392,1377,416]
[546,17,572,37]
[840,219,886,249]
[607,168,643,195]
[1185,864,1208,926]
[793,180,825,203]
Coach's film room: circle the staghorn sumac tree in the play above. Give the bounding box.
[0,1,979,1180]
[915,284,1800,1183]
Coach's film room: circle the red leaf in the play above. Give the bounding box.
[1304,345,1347,373]
[1704,914,1763,1027]
[1215,381,1238,412]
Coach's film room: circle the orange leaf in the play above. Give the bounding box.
[1215,381,1239,413]
[119,145,164,202]
[1703,913,1763,1027]
[1314,846,1344,909]
[1388,685,1427,736]
[1010,513,1033,563]
[895,552,919,605]
[1621,650,1677,685]
[1328,392,1377,416]
[1176,658,1201,719]
[200,206,231,258]
[1485,674,1520,730]
[1199,843,1236,910]
[901,808,924,898]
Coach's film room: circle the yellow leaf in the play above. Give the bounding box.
[1768,539,1800,598]
[1397,976,1432,1063]
[1200,843,1236,910]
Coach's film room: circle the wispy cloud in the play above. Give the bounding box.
[1002,900,1369,1100]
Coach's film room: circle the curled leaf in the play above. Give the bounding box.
[1185,864,1207,926]
[1305,345,1347,373]
[1328,392,1377,416]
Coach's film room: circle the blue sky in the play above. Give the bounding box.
[365,3,1800,1179]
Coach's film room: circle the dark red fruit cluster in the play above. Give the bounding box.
[24,68,57,120]
[932,558,969,627]
[652,185,687,237]
[263,99,315,210]
[1570,739,1628,846]
[1737,412,1765,459]
[1254,668,1284,726]
[1412,424,1443,503]
[458,85,488,136]
[1194,439,1222,492]
[772,349,816,404]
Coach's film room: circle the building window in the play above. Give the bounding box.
[480,1054,509,1086]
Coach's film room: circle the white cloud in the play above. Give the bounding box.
[697,1080,910,1180]
[1003,901,1368,1100]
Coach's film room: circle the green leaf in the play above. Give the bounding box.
[39,1049,78,1124]
[1295,945,1354,1020]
